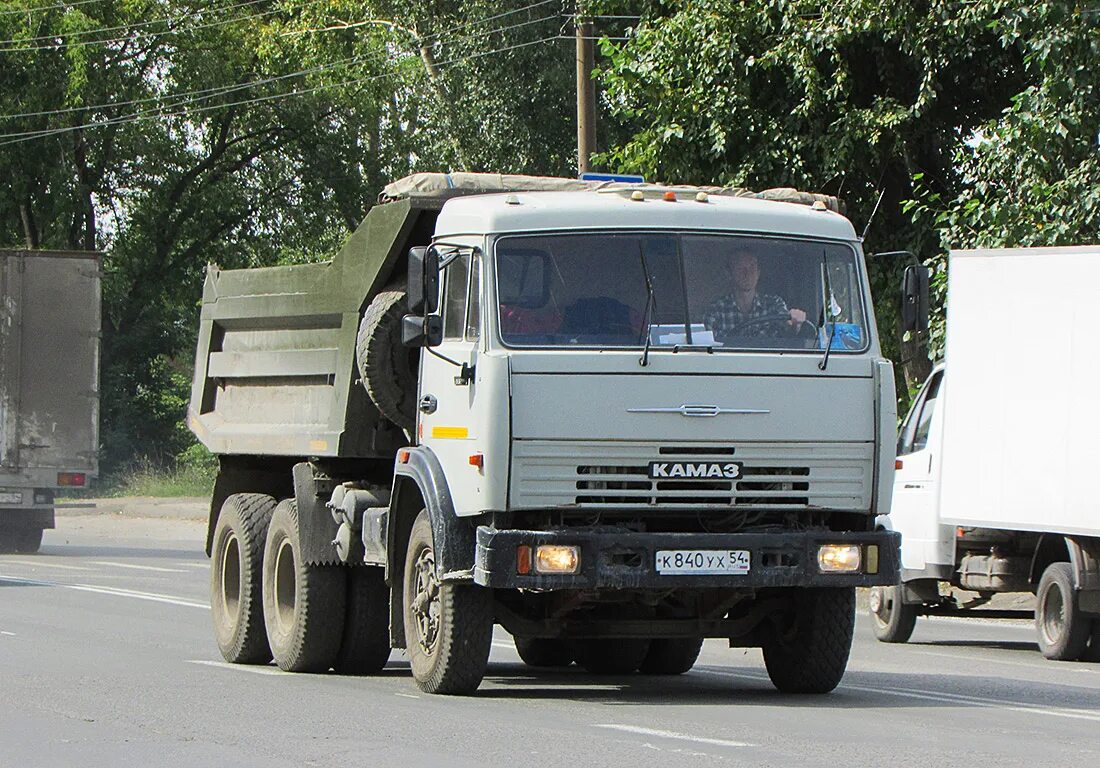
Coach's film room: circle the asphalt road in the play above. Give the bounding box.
[1,509,1098,768]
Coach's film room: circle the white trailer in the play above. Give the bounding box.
[870,246,1100,660]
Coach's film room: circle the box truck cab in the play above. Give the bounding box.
[870,247,1100,661]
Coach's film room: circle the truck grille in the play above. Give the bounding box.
[511,441,872,510]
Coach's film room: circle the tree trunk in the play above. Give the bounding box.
[19,193,39,249]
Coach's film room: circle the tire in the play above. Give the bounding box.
[1085,620,1100,663]
[514,637,574,668]
[210,493,276,665]
[403,510,493,694]
[869,585,918,643]
[12,527,44,554]
[574,639,651,675]
[262,500,347,672]
[333,566,392,675]
[763,587,855,694]
[357,286,419,432]
[639,638,704,675]
[1036,562,1091,661]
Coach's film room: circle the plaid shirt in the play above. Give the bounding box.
[704,292,791,340]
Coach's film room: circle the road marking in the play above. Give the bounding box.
[394,692,421,699]
[915,649,1100,676]
[90,560,188,574]
[699,666,1100,723]
[593,724,753,749]
[180,562,209,569]
[0,559,94,571]
[186,660,288,676]
[1,630,15,637]
[491,640,516,651]
[0,573,208,610]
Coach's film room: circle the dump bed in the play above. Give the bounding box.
[188,173,840,459]
[939,246,1100,538]
[0,250,100,489]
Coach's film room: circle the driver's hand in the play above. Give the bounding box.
[788,308,807,327]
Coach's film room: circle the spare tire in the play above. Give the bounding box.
[357,285,419,432]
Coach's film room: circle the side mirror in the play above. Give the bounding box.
[407,246,440,315]
[901,264,930,335]
[402,314,443,347]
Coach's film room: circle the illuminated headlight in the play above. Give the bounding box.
[535,545,581,574]
[817,544,861,573]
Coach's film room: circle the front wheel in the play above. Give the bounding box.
[869,585,918,643]
[1036,562,1091,661]
[639,638,703,675]
[763,587,855,694]
[403,510,493,694]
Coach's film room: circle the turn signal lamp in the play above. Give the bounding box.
[817,544,861,573]
[468,453,484,469]
[895,459,903,470]
[57,472,86,487]
[516,545,533,575]
[397,449,411,464]
[535,545,581,574]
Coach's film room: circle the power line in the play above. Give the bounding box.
[0,33,566,146]
[0,0,109,16]
[422,0,559,43]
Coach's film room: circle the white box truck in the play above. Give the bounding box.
[0,250,101,553]
[870,246,1100,660]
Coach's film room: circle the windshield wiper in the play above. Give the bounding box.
[818,251,837,371]
[638,245,657,367]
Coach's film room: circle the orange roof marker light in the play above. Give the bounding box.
[663,190,678,202]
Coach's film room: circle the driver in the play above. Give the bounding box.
[703,250,807,341]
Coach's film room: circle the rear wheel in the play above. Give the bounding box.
[333,566,391,675]
[869,585,918,643]
[12,527,43,554]
[1036,562,1090,661]
[210,493,276,664]
[574,639,651,675]
[514,637,574,668]
[639,638,704,675]
[403,510,493,694]
[262,500,347,672]
[763,587,855,694]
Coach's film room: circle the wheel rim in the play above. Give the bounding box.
[870,586,892,628]
[219,532,242,622]
[273,537,297,636]
[1041,581,1066,646]
[410,546,441,656]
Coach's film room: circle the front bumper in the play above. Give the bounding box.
[474,526,900,590]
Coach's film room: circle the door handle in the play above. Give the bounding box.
[419,394,438,414]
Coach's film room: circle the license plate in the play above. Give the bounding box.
[0,491,24,505]
[656,549,750,575]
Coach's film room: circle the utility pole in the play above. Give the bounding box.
[575,15,596,175]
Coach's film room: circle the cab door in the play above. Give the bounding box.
[417,248,484,514]
[892,368,953,574]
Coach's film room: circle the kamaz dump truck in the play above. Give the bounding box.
[1,249,100,553]
[189,173,900,694]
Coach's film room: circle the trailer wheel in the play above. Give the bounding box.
[357,286,419,433]
[638,638,704,675]
[574,639,651,675]
[403,510,493,694]
[333,566,391,675]
[262,499,347,672]
[869,585,918,643]
[763,587,855,694]
[10,527,43,554]
[1036,562,1091,661]
[513,637,574,668]
[210,493,276,664]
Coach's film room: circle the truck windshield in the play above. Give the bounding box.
[495,233,867,351]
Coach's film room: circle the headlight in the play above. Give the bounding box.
[817,544,861,573]
[535,545,581,574]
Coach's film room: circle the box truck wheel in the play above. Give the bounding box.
[1036,562,1091,661]
[403,510,492,694]
[333,566,391,675]
[762,587,855,694]
[513,637,575,668]
[574,639,651,674]
[210,493,276,664]
[638,637,704,675]
[357,286,418,432]
[869,585,917,643]
[0,525,44,554]
[262,500,347,672]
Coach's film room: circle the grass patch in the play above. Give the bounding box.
[103,463,215,498]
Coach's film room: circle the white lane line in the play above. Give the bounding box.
[179,562,209,569]
[0,559,94,571]
[1,630,15,637]
[916,649,1100,675]
[0,573,208,610]
[394,692,421,699]
[186,660,288,676]
[700,667,1100,723]
[491,640,516,651]
[90,560,187,574]
[593,724,753,749]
